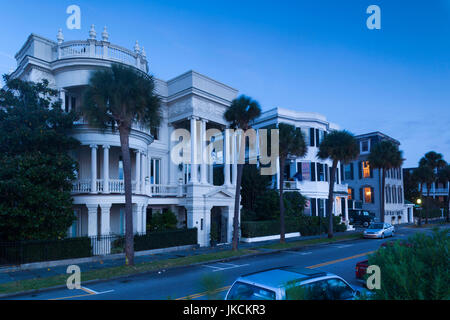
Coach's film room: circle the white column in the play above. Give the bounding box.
[200,119,208,184]
[132,204,138,234]
[60,89,66,111]
[141,152,147,194]
[135,204,143,234]
[142,205,147,234]
[232,131,238,185]
[187,206,207,247]
[190,117,198,183]
[223,129,231,186]
[103,145,110,193]
[276,157,280,190]
[345,198,349,224]
[87,204,98,237]
[100,203,112,235]
[135,150,141,193]
[168,124,177,185]
[90,145,98,193]
[209,161,214,184]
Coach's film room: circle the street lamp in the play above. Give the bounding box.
[416,198,422,205]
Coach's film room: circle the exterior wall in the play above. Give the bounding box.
[253,108,350,222]
[11,31,239,248]
[343,132,407,223]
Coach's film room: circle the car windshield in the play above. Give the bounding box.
[368,223,384,229]
[227,282,276,300]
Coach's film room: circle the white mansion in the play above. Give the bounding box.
[10,27,358,247]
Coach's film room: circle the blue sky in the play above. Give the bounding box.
[0,0,449,167]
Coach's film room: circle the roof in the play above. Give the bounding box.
[240,267,327,288]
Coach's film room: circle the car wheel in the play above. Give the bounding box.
[363,222,369,227]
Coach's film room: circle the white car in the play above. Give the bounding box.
[363,222,395,239]
[225,267,362,300]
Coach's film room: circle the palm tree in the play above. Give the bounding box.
[368,140,404,223]
[224,95,261,251]
[419,151,446,224]
[438,165,450,222]
[278,123,306,243]
[412,165,434,226]
[317,130,359,238]
[83,64,161,266]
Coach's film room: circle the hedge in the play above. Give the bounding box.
[241,216,347,238]
[112,228,198,252]
[0,237,92,265]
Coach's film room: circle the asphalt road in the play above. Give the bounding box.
[6,225,446,300]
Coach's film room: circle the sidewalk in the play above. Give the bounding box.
[0,230,362,286]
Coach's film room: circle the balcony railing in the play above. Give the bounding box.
[57,40,147,72]
[282,180,348,194]
[72,179,185,197]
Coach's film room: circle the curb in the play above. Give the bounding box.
[0,233,363,299]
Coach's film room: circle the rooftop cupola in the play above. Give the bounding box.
[89,24,97,40]
[102,26,109,42]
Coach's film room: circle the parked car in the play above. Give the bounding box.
[225,267,360,300]
[363,222,395,239]
[349,210,376,227]
[355,240,411,282]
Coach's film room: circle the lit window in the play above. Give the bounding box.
[364,187,372,203]
[348,188,353,200]
[362,161,371,178]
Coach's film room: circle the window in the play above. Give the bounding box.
[318,199,325,217]
[300,280,330,300]
[319,130,325,144]
[363,187,373,203]
[309,128,315,147]
[151,158,161,184]
[227,282,276,300]
[118,157,124,180]
[301,128,310,147]
[360,140,370,153]
[318,163,325,181]
[362,161,371,178]
[344,164,354,180]
[348,188,353,200]
[325,278,355,300]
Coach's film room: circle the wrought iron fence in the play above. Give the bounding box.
[0,228,198,266]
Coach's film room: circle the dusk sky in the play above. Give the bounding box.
[0,0,449,167]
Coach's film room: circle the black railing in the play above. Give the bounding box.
[0,228,198,266]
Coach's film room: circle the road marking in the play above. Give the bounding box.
[285,251,312,255]
[49,286,114,300]
[202,262,249,272]
[177,250,376,300]
[334,244,353,249]
[306,250,375,269]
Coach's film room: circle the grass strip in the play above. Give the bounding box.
[260,233,363,250]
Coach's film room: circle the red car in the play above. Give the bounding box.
[355,240,412,281]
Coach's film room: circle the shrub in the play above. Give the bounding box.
[241,215,346,238]
[0,237,92,265]
[367,228,449,300]
[148,210,178,232]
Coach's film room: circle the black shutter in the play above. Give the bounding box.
[310,128,315,146]
[311,162,316,181]
[359,188,363,202]
[315,129,320,146]
[325,164,329,182]
[370,164,374,178]
[371,187,375,203]
[350,163,354,180]
[340,164,344,180]
[325,199,329,217]
[358,162,362,179]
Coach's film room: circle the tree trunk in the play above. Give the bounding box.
[327,160,337,239]
[279,157,286,243]
[119,126,134,266]
[380,169,386,223]
[232,131,247,251]
[426,183,431,225]
[447,183,450,223]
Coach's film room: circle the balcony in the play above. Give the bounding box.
[71,179,185,197]
[282,180,348,195]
